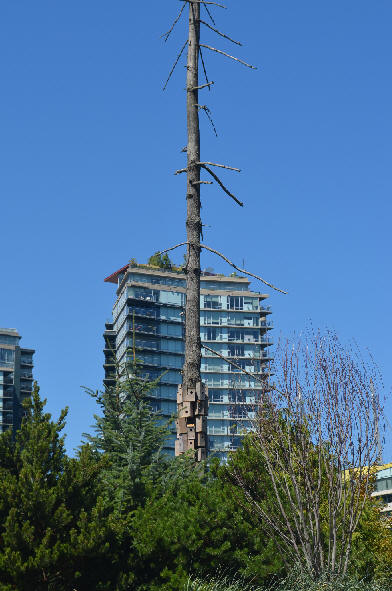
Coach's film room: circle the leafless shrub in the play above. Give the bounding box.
[231,330,383,578]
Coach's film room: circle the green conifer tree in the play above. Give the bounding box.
[84,363,172,510]
[0,384,127,591]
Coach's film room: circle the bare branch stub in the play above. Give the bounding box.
[162,2,187,42]
[199,19,242,46]
[188,81,215,91]
[201,164,243,206]
[163,40,189,91]
[200,43,257,69]
[199,161,241,172]
[192,180,213,185]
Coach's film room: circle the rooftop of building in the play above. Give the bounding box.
[104,262,251,285]
[0,328,21,337]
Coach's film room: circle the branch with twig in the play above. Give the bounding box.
[157,241,288,294]
[200,43,257,69]
[163,40,188,91]
[162,2,186,42]
[182,0,227,8]
[199,19,242,46]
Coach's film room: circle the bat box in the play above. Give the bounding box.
[178,402,194,418]
[197,432,206,447]
[196,416,207,433]
[176,417,188,434]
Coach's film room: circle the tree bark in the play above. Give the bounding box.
[184,1,201,390]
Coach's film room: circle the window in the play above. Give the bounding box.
[227,296,243,310]
[203,295,221,309]
[0,349,14,367]
[206,328,217,341]
[228,344,244,357]
[228,329,244,342]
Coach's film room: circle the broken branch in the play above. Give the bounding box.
[199,45,211,90]
[157,241,288,294]
[158,242,188,256]
[200,244,288,294]
[201,164,243,206]
[195,105,218,137]
[202,2,216,25]
[199,19,242,46]
[199,161,241,172]
[163,40,188,91]
[162,2,186,42]
[175,168,188,175]
[200,44,257,69]
[192,180,213,185]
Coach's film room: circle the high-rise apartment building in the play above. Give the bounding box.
[104,263,272,459]
[0,328,35,435]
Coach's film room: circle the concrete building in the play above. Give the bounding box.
[104,262,273,459]
[0,328,35,435]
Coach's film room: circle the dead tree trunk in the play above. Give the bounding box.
[184,1,201,391]
[162,1,282,460]
[176,2,208,461]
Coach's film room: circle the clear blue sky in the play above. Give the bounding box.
[1,1,391,455]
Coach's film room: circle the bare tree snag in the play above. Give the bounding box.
[175,0,208,462]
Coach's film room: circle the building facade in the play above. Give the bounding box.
[372,464,392,517]
[0,328,35,435]
[104,263,272,459]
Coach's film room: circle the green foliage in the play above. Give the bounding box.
[0,384,126,590]
[131,455,281,590]
[148,251,173,269]
[184,575,264,591]
[84,365,171,510]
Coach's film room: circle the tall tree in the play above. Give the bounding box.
[161,1,286,459]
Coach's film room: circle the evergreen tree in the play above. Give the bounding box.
[84,363,172,510]
[0,384,127,591]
